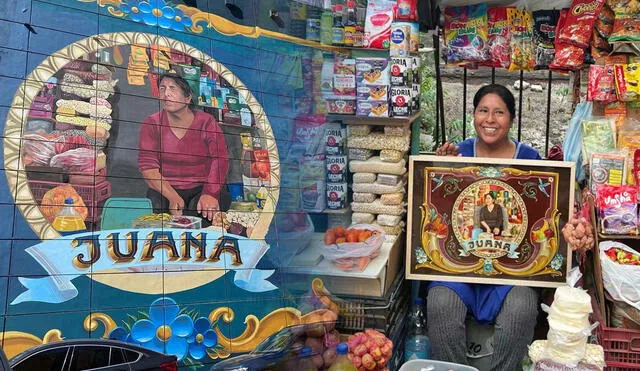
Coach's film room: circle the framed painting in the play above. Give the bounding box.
[406,156,575,288]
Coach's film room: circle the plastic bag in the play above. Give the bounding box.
[508,8,534,71]
[22,133,59,166]
[587,65,617,103]
[596,184,637,234]
[322,224,385,272]
[562,101,593,182]
[49,148,105,174]
[600,240,640,311]
[550,10,585,71]
[444,4,488,65]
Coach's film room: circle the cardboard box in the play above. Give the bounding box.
[357,100,390,117]
[356,84,389,101]
[356,57,390,86]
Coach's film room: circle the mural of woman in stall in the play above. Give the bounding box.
[20,40,271,237]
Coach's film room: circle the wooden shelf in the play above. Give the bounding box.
[598,232,640,240]
[323,207,352,214]
[325,112,421,126]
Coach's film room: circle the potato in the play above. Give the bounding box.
[305,336,324,353]
[311,354,324,369]
[323,347,337,365]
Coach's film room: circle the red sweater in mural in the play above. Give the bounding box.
[138,110,229,199]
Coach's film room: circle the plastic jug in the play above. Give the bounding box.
[52,198,87,235]
[328,343,356,371]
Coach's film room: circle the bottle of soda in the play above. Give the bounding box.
[328,343,357,371]
[404,297,431,362]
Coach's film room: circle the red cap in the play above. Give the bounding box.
[347,0,355,7]
[334,4,343,11]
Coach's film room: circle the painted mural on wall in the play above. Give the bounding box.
[0,0,331,368]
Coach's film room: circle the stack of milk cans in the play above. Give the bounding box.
[325,121,348,210]
[389,21,421,117]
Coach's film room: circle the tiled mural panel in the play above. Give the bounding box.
[0,0,339,368]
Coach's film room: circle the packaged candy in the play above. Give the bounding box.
[507,8,534,71]
[596,184,637,235]
[550,10,585,71]
[589,152,627,195]
[581,118,617,165]
[587,65,617,103]
[483,7,512,69]
[444,4,489,65]
[558,0,606,47]
[533,10,559,70]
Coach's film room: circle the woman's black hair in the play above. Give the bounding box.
[158,72,192,99]
[484,193,495,200]
[473,84,516,121]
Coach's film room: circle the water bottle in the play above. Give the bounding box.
[404,297,431,362]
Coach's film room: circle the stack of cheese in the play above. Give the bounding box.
[529,285,604,370]
[347,125,409,238]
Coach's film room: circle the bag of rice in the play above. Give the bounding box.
[350,157,406,175]
[375,221,405,235]
[352,181,405,194]
[377,214,403,226]
[380,192,404,205]
[377,173,401,186]
[348,148,374,161]
[353,172,377,183]
[353,192,377,203]
[380,149,404,162]
[352,212,376,224]
[352,199,405,215]
[348,133,410,151]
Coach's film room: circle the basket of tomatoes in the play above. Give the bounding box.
[322,224,385,272]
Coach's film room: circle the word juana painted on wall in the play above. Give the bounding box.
[406,156,575,288]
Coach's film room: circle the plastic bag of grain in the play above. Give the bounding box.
[377,173,401,186]
[350,156,406,175]
[353,192,377,203]
[380,192,404,205]
[348,125,372,136]
[348,133,410,151]
[384,125,411,136]
[353,172,377,183]
[353,180,405,195]
[380,149,405,162]
[377,214,403,226]
[352,199,405,215]
[375,221,405,235]
[352,212,376,224]
[348,148,374,161]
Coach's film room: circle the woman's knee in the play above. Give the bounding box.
[427,286,467,318]
[501,286,539,321]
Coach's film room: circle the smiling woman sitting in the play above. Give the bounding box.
[429,84,542,371]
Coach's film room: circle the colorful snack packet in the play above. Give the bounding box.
[550,9,585,71]
[483,7,512,69]
[508,8,534,71]
[596,184,638,235]
[533,10,559,70]
[581,118,617,164]
[558,0,606,47]
[614,63,640,101]
[444,4,489,65]
[609,14,640,42]
[587,64,617,103]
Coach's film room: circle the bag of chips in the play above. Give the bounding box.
[444,4,489,65]
[592,3,615,55]
[550,10,585,71]
[558,0,606,47]
[508,8,534,71]
[609,14,640,42]
[614,63,640,101]
[533,10,559,70]
[483,7,512,69]
[588,65,617,103]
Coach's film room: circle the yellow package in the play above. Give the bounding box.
[508,8,534,71]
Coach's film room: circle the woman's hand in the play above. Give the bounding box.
[435,142,461,156]
[168,196,185,216]
[198,194,220,221]
[493,228,500,235]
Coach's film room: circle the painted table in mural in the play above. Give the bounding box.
[405,156,575,288]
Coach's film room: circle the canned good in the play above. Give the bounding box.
[306,18,321,42]
[327,182,348,210]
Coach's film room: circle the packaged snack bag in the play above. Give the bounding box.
[558,0,606,47]
[533,10,559,69]
[596,184,638,235]
[614,63,640,101]
[364,0,395,49]
[483,7,512,69]
[587,64,617,103]
[444,4,488,65]
[581,118,617,165]
[508,8,534,71]
[591,3,614,56]
[550,10,585,71]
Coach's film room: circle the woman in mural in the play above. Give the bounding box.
[428,84,541,371]
[138,73,229,224]
[478,193,504,236]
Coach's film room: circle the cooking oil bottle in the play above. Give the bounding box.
[52,198,87,235]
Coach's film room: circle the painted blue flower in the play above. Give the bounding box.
[120,0,193,31]
[128,297,194,361]
[550,253,564,271]
[187,317,218,360]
